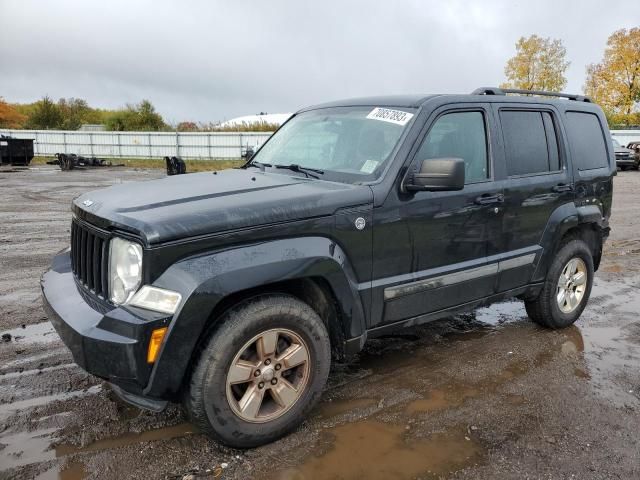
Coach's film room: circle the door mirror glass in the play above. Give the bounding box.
[404,157,465,192]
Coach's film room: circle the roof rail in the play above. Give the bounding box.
[472,87,592,103]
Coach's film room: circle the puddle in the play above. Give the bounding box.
[578,277,640,405]
[0,422,196,477]
[35,462,86,480]
[474,300,527,326]
[272,420,482,480]
[1,322,58,345]
[0,427,59,470]
[55,422,197,456]
[406,385,478,414]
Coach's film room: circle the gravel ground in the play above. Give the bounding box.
[1,166,640,480]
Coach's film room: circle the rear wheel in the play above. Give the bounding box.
[525,240,594,329]
[184,295,331,448]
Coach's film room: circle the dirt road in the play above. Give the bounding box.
[1,166,640,479]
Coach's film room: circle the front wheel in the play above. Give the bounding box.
[184,295,331,448]
[525,240,594,329]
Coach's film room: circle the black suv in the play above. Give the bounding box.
[42,88,614,447]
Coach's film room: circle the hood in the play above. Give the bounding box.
[614,145,633,154]
[73,169,372,244]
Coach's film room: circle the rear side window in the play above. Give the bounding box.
[500,110,560,176]
[564,112,608,170]
[416,111,489,183]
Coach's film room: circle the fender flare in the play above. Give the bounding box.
[533,202,606,282]
[144,236,365,398]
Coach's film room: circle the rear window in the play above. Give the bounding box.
[564,112,609,170]
[500,110,560,176]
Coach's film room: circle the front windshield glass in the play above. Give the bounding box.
[251,106,416,183]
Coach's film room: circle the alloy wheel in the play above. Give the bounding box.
[225,328,310,423]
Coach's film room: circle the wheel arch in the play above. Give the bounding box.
[143,236,366,399]
[535,203,607,282]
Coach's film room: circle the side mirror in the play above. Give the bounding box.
[403,157,465,192]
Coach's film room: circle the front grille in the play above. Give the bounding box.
[70,219,110,299]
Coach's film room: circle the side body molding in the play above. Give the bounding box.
[144,236,366,398]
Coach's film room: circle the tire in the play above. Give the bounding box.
[525,240,594,329]
[184,294,331,448]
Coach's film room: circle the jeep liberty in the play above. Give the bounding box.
[42,87,614,447]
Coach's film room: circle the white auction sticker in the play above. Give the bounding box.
[366,107,414,126]
[360,159,379,174]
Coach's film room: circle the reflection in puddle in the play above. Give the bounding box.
[273,420,482,480]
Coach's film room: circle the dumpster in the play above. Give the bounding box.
[0,135,35,166]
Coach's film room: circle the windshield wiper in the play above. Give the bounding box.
[274,164,324,179]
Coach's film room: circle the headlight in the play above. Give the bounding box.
[109,237,142,304]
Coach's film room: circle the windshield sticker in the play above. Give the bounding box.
[366,108,414,126]
[360,159,379,174]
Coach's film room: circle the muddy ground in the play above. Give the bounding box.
[1,166,640,480]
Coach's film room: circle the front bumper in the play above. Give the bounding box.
[41,250,173,407]
[616,157,637,167]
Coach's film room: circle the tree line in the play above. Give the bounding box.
[0,97,280,132]
[1,27,638,130]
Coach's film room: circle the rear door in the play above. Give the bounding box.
[493,104,574,291]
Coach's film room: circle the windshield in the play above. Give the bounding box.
[251,106,416,183]
[612,138,621,148]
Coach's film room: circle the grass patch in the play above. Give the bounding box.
[30,156,245,172]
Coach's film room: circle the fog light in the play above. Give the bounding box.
[128,286,182,314]
[147,327,168,364]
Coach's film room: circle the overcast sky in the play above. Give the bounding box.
[1,0,638,123]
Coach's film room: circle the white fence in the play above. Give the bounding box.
[0,129,273,159]
[610,130,640,145]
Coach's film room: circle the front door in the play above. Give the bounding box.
[369,105,503,328]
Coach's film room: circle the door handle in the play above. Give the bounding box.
[474,193,504,205]
[552,183,574,193]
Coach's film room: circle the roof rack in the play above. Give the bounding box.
[472,87,592,103]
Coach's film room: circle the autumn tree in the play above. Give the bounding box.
[584,28,640,125]
[501,35,570,91]
[0,98,27,128]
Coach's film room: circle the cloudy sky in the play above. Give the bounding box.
[1,0,638,123]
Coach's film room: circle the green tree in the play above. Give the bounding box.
[26,96,63,129]
[501,35,570,91]
[57,98,94,130]
[584,28,640,126]
[105,100,166,131]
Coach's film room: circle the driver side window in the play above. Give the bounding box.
[416,111,489,183]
